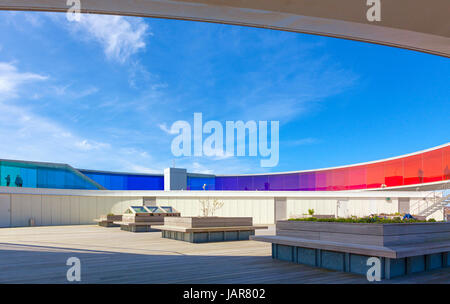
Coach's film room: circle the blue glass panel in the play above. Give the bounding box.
[187,176,215,190]
[0,160,100,190]
[81,171,164,190]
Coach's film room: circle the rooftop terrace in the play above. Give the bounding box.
[0,225,448,284]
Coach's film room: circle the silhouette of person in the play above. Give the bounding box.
[444,166,450,181]
[15,175,23,187]
[5,175,10,187]
[418,168,424,183]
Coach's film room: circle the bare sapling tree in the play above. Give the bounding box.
[199,184,224,216]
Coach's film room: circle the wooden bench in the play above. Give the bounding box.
[114,221,163,232]
[155,217,267,243]
[94,215,122,227]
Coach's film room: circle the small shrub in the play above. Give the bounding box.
[288,216,434,224]
[308,209,315,216]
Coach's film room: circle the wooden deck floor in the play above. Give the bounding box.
[0,225,448,284]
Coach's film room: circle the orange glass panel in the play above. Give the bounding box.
[366,163,384,188]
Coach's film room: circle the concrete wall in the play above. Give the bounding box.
[287,197,399,218]
[0,187,443,227]
[156,196,274,225]
[9,194,142,227]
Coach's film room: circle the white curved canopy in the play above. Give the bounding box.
[0,0,449,57]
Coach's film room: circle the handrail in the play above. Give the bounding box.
[410,182,450,216]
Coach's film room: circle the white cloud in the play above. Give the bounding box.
[71,14,149,63]
[51,84,98,99]
[0,62,47,98]
[128,164,161,174]
[210,148,234,160]
[0,62,159,173]
[74,139,110,151]
[191,162,214,175]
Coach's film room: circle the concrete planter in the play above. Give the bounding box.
[164,216,253,228]
[156,216,265,243]
[276,220,450,248]
[253,220,450,279]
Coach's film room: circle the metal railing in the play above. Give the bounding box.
[410,182,450,217]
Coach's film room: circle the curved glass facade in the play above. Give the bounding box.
[187,175,216,190]
[0,160,103,190]
[1,144,448,191]
[215,145,450,191]
[80,170,164,191]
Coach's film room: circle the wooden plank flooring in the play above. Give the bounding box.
[0,225,448,284]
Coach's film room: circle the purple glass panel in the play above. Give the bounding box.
[283,173,299,190]
[315,171,329,191]
[219,176,238,190]
[268,174,284,190]
[301,172,316,190]
[253,175,269,190]
[237,176,253,190]
[214,177,223,190]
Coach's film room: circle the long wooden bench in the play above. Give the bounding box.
[155,217,267,243]
[94,215,122,227]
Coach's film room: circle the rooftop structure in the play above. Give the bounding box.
[1,143,449,192]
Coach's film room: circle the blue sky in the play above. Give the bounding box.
[0,11,448,174]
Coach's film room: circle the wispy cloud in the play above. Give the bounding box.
[0,62,159,172]
[70,14,150,63]
[51,84,98,99]
[0,62,48,98]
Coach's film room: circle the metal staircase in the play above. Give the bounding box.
[411,183,450,219]
[418,193,450,218]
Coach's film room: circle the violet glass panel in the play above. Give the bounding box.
[253,175,269,190]
[283,173,299,190]
[237,176,253,190]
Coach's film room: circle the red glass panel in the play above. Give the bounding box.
[423,150,443,183]
[443,146,450,181]
[403,154,423,185]
[348,166,366,190]
[384,159,403,187]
